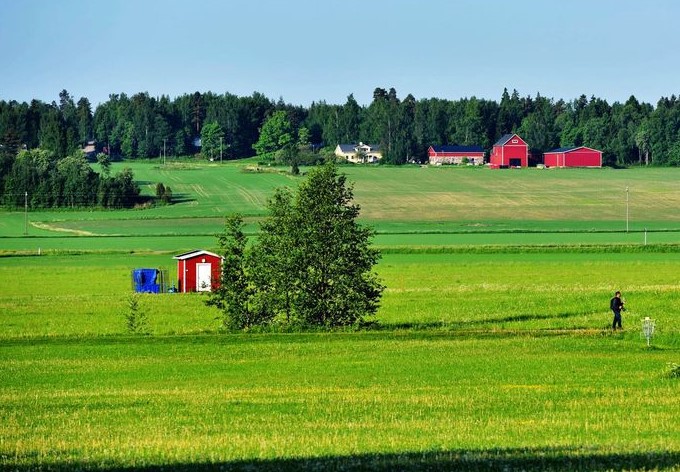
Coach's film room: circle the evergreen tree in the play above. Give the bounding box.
[206,214,267,330]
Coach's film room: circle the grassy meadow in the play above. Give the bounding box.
[1,160,679,470]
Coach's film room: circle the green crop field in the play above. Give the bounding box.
[3,160,680,253]
[1,161,679,470]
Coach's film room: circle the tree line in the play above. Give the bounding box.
[2,86,680,169]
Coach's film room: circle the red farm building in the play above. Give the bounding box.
[543,146,603,168]
[428,145,485,165]
[174,250,223,293]
[489,133,529,168]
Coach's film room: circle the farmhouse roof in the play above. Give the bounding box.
[431,145,484,153]
[173,249,222,260]
[337,143,381,153]
[493,134,519,146]
[337,144,355,153]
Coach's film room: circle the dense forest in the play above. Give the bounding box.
[2,86,680,207]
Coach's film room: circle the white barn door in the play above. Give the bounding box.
[196,263,212,291]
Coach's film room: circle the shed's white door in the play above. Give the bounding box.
[196,263,212,291]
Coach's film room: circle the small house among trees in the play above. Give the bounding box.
[428,145,485,165]
[334,143,382,163]
[490,133,529,168]
[543,146,602,168]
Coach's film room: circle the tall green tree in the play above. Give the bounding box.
[207,163,383,330]
[76,97,93,144]
[255,163,383,327]
[518,94,558,154]
[200,121,224,160]
[252,110,294,156]
[206,214,269,330]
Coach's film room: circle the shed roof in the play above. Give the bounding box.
[430,145,484,153]
[173,249,222,260]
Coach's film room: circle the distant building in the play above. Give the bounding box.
[489,133,529,168]
[543,146,602,168]
[82,141,96,159]
[334,142,382,163]
[428,145,485,165]
[173,249,223,293]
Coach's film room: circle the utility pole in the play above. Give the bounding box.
[626,186,629,233]
[24,191,28,236]
[163,139,167,165]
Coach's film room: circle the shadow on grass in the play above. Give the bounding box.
[7,447,680,471]
[380,310,591,331]
[167,193,195,205]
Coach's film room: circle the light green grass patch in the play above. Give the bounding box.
[1,334,678,469]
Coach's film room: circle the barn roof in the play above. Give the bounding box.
[493,134,517,146]
[545,146,602,154]
[173,249,222,260]
[430,145,484,153]
[546,147,576,153]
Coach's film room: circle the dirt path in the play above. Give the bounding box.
[30,221,97,236]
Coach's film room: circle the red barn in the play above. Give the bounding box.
[174,250,223,293]
[490,133,529,168]
[543,146,602,168]
[428,145,485,165]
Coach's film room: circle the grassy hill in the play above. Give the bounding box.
[3,160,680,252]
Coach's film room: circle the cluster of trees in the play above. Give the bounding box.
[207,164,383,330]
[1,147,140,208]
[3,86,680,169]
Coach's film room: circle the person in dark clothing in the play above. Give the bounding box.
[610,291,625,330]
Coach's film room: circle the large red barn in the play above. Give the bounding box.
[174,249,223,293]
[428,145,485,165]
[490,133,529,168]
[543,146,602,167]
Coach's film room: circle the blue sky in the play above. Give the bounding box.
[1,0,678,108]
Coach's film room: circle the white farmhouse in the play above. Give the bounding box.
[334,142,382,163]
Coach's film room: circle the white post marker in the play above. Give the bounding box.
[641,317,656,347]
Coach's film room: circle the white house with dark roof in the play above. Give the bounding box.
[334,142,382,163]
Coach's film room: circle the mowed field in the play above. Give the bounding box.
[2,161,680,252]
[1,160,679,470]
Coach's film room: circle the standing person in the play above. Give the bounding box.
[610,291,625,330]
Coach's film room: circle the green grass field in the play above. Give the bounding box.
[5,161,680,237]
[2,333,678,470]
[1,161,679,470]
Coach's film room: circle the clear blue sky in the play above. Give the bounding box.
[1,0,678,108]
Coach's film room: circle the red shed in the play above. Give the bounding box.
[428,145,485,165]
[490,133,529,168]
[174,250,223,293]
[543,146,602,168]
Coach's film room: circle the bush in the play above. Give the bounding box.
[155,182,173,204]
